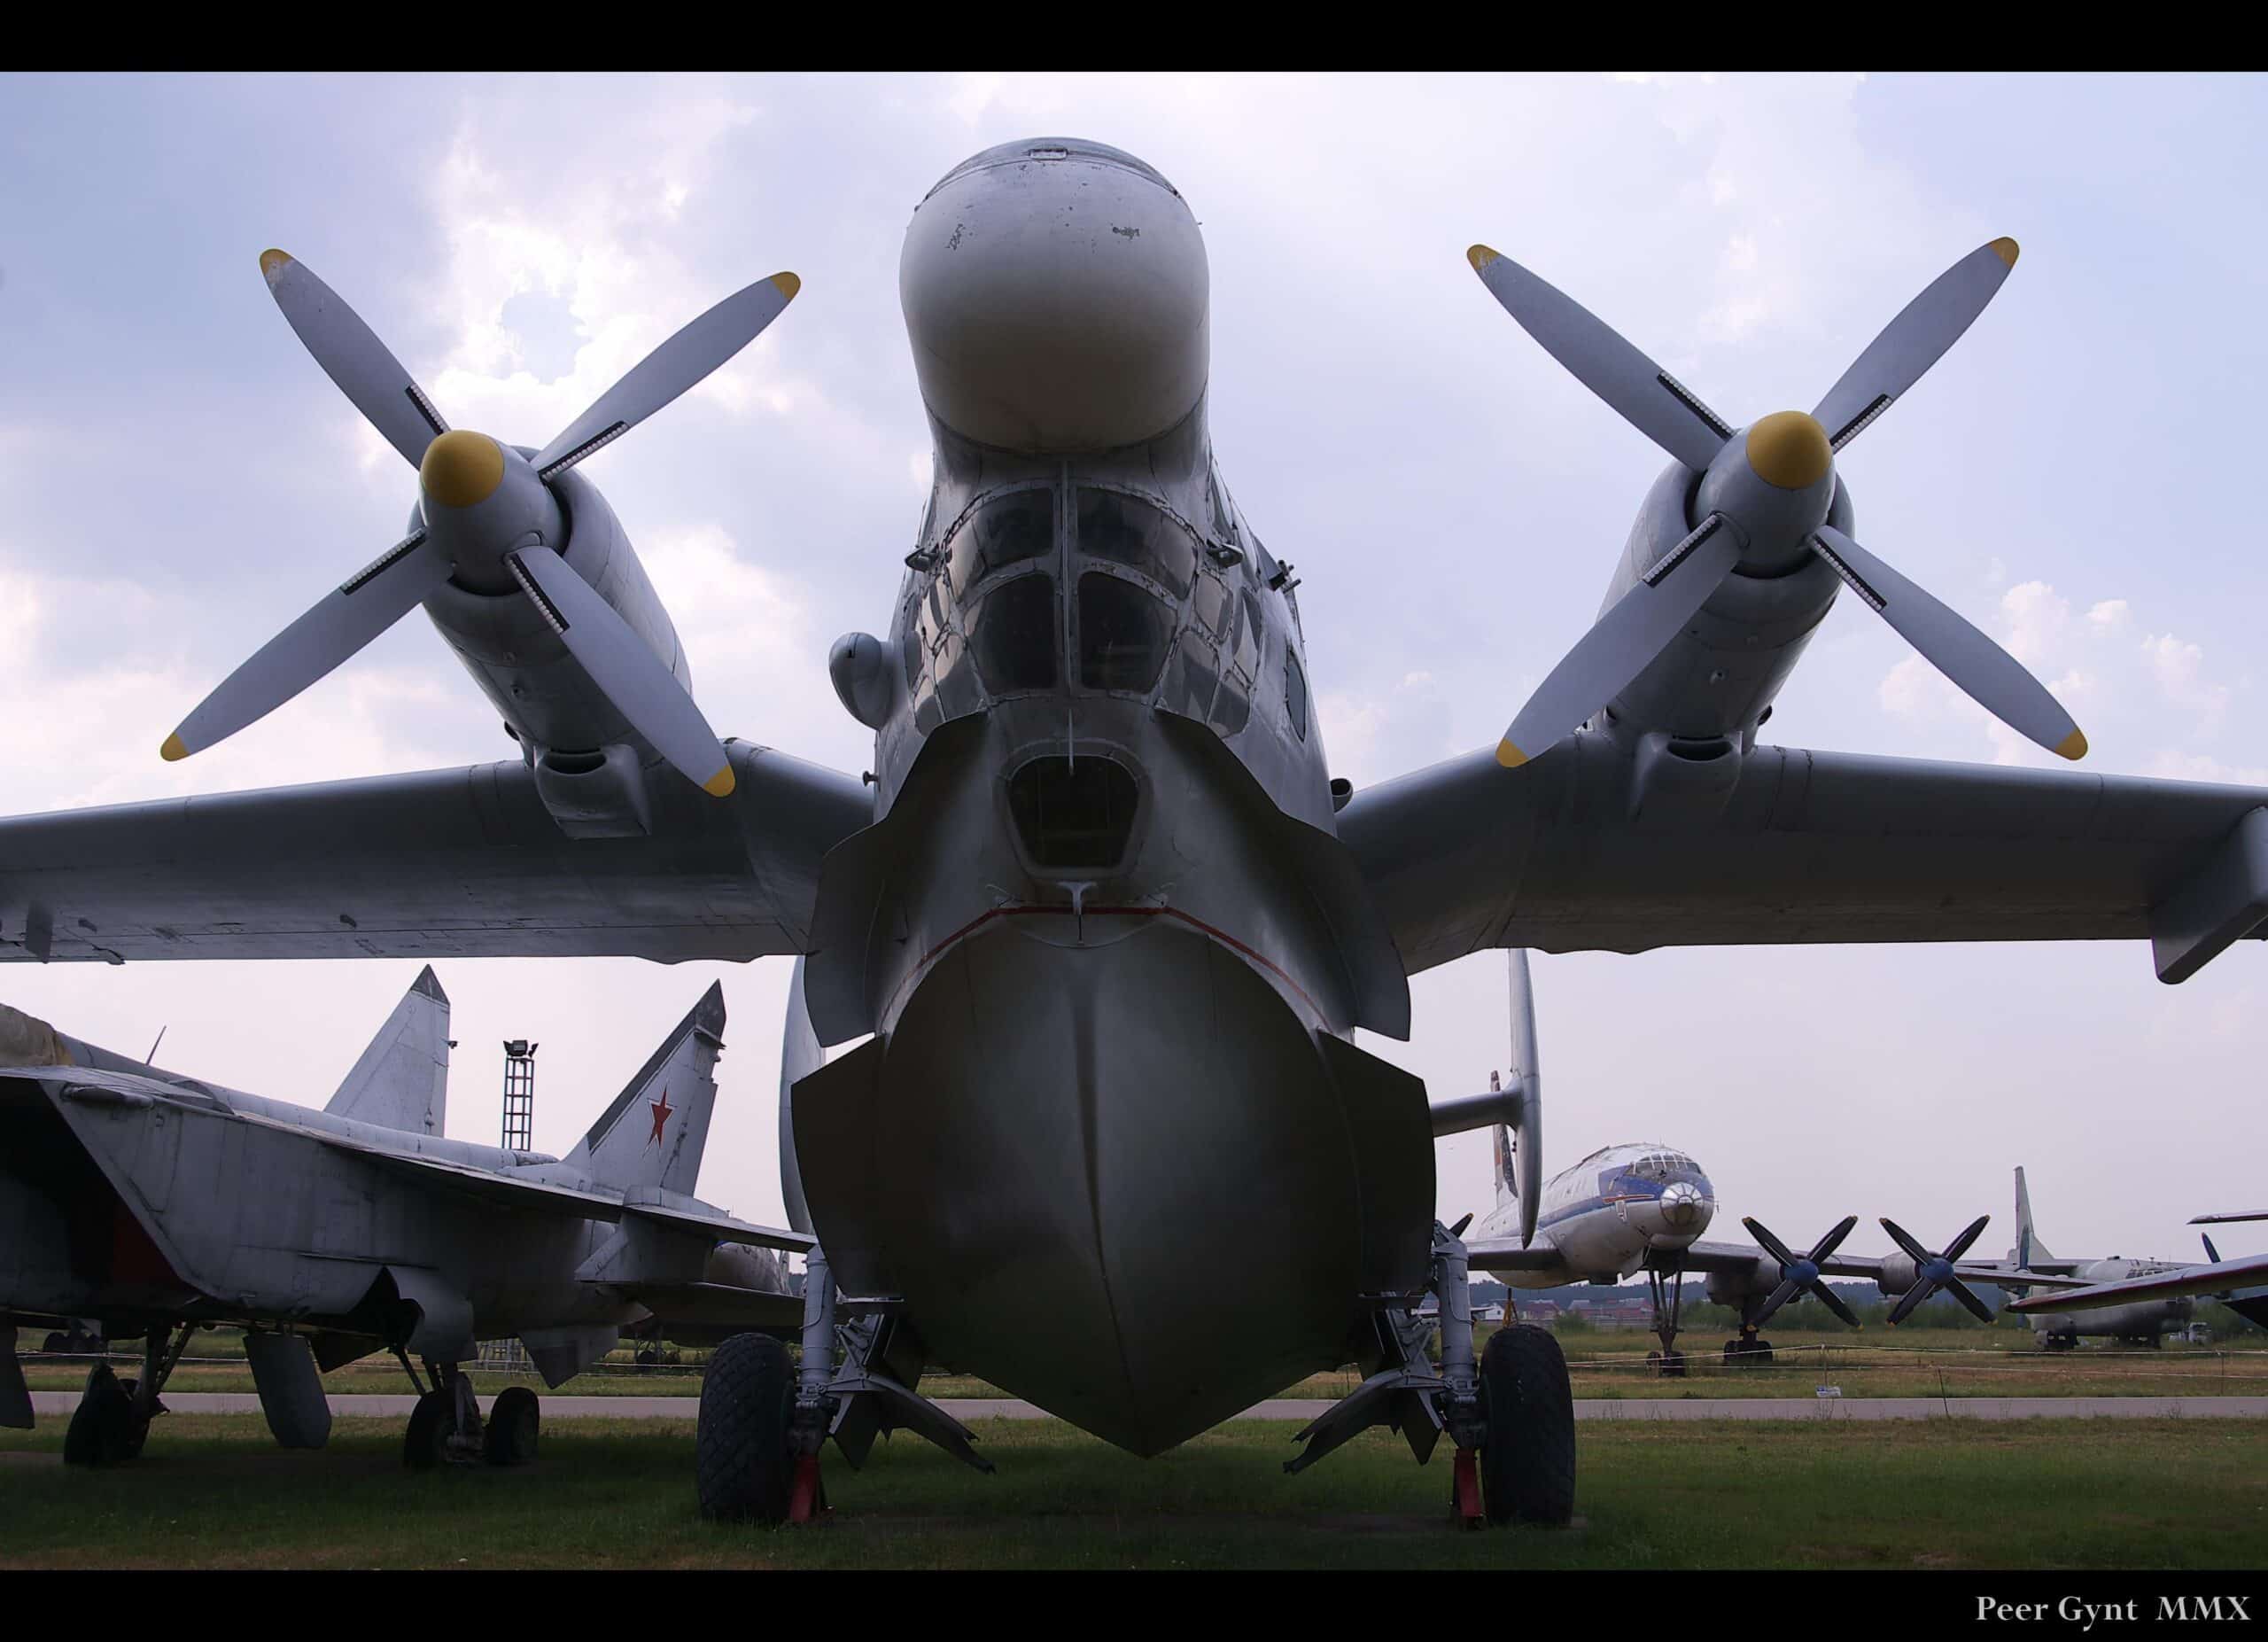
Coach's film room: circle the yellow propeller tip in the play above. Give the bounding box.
[1467,245,1501,273]
[259,248,291,280]
[770,270,802,300]
[2055,728,2088,761]
[159,733,188,763]
[1495,738,1529,769]
[703,766,737,798]
[1989,236,2020,268]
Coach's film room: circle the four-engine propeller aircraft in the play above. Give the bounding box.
[1452,953,2087,1372]
[0,975,804,1467]
[2003,1178,2268,1345]
[7,136,2268,1525]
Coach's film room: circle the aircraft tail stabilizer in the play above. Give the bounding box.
[2012,1165,2054,1266]
[1493,950,1545,1245]
[566,984,726,1198]
[326,967,450,1135]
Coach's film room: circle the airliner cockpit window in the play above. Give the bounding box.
[1076,489,1195,597]
[1079,572,1171,693]
[950,488,1056,592]
[970,572,1058,694]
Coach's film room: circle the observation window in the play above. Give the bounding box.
[1076,489,1194,597]
[1164,630,1219,720]
[969,573,1058,695]
[1285,652,1308,741]
[1007,756,1139,870]
[1078,573,1171,694]
[949,489,1056,592]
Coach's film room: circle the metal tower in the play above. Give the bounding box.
[501,1039,537,1154]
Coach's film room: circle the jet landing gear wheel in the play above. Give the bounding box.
[1479,1325,1577,1526]
[62,1364,144,1467]
[1646,1348,1687,1377]
[483,1386,540,1467]
[696,1333,795,1523]
[404,1389,458,1470]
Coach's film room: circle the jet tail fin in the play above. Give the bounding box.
[1494,950,1544,1244]
[2011,1165,2054,1266]
[326,967,451,1135]
[565,984,726,1197]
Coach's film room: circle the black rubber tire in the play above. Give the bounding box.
[1755,1340,1775,1365]
[635,1348,659,1366]
[696,1333,795,1523]
[1479,1324,1577,1527]
[63,1365,136,1467]
[483,1386,540,1467]
[1662,1350,1686,1378]
[403,1387,457,1470]
[42,1332,66,1355]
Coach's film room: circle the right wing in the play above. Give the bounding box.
[1464,1237,1571,1278]
[2008,1255,2268,1314]
[0,742,869,963]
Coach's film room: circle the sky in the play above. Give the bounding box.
[2,72,2265,1277]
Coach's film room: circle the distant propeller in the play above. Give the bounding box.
[1880,1215,1996,1325]
[1742,1215,1862,1329]
[1466,237,2084,769]
[164,253,802,796]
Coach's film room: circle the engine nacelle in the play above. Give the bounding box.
[414,457,691,833]
[1705,1263,1782,1309]
[1876,1253,1920,1299]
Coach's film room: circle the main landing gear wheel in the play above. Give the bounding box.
[483,1386,540,1467]
[1646,1348,1687,1378]
[1480,1325,1577,1526]
[404,1388,459,1470]
[696,1333,795,1524]
[62,1364,144,1467]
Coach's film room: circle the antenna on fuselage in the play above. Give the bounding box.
[144,1025,167,1066]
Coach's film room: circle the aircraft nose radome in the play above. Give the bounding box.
[902,137,1210,454]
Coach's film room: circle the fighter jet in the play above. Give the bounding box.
[0,974,804,1467]
[1448,953,2090,1373]
[7,136,2268,1527]
[2000,1177,2268,1347]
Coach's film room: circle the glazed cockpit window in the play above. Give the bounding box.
[1078,572,1171,694]
[1285,650,1308,741]
[949,488,1056,592]
[1076,489,1194,597]
[1007,756,1139,870]
[969,572,1058,695]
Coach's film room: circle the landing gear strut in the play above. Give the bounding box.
[697,1244,992,1525]
[1723,1316,1775,1366]
[396,1355,537,1469]
[1643,1259,1687,1377]
[1288,1220,1575,1527]
[62,1323,194,1467]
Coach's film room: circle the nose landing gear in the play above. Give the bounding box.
[1643,1258,1689,1376]
[61,1323,195,1467]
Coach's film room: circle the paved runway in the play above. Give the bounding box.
[27,1392,2268,1422]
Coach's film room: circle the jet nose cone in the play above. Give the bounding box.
[902,137,1209,454]
[418,429,505,508]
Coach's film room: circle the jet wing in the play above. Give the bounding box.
[1339,739,2268,984]
[1464,1237,1570,1276]
[1666,1240,2097,1290]
[2193,1210,2268,1225]
[609,1280,804,1334]
[0,743,870,964]
[2008,1254,2268,1314]
[622,1197,814,1256]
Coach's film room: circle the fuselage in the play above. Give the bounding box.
[789,140,1430,1455]
[1472,1142,1718,1289]
[2017,1257,2194,1342]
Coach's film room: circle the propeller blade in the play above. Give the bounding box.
[534,273,801,481]
[1806,1215,1860,1265]
[1742,1216,1800,1272]
[1878,1217,1933,1267]
[164,530,447,760]
[1467,246,1731,472]
[1814,1286,1863,1329]
[1812,238,2020,452]
[260,251,447,469]
[2205,1233,2224,1264]
[1944,1275,1998,1324]
[1498,514,1741,767]
[1751,1278,1804,1327]
[1943,1214,1992,1263]
[1885,1278,1937,1327]
[504,545,735,797]
[1812,525,2085,761]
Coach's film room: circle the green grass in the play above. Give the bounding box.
[3,1415,2263,1568]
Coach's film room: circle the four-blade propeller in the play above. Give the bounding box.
[1469,237,2085,769]
[163,252,802,797]
[1880,1214,1997,1325]
[1741,1214,1863,1329]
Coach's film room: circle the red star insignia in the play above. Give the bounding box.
[648,1088,674,1146]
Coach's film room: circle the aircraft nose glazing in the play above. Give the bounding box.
[1658,1179,1707,1230]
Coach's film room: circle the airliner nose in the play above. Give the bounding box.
[1659,1180,1708,1231]
[901,137,1210,454]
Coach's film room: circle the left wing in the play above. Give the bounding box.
[2008,1256,2268,1315]
[0,743,870,964]
[1339,737,2268,984]
[1464,1237,1569,1277]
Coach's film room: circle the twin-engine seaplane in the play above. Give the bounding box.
[8,136,2268,1527]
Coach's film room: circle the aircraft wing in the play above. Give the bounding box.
[2193,1210,2268,1225]
[2008,1255,2268,1314]
[0,743,871,964]
[609,1280,804,1335]
[1340,738,2268,984]
[1464,1237,1570,1277]
[1672,1240,2097,1290]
